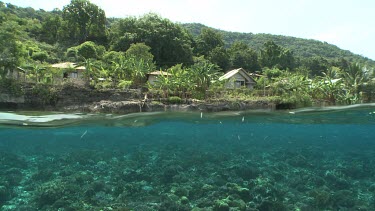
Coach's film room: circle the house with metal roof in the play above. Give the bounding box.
[147,70,172,85]
[219,68,256,89]
[51,62,86,80]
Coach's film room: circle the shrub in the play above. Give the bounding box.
[117,80,133,90]
[31,51,49,62]
[94,81,113,90]
[32,84,58,106]
[0,78,24,96]
[168,96,182,104]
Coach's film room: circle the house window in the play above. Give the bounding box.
[235,80,245,87]
[70,72,78,78]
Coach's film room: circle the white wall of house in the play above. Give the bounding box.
[63,70,84,80]
[6,70,25,81]
[224,72,255,89]
[147,75,158,85]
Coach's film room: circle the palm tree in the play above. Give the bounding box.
[24,63,46,83]
[340,63,370,97]
[78,58,99,86]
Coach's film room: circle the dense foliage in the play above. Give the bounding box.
[0,1,374,106]
[183,23,375,68]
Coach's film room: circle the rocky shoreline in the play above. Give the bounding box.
[0,85,277,113]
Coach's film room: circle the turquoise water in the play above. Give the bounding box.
[1,104,375,210]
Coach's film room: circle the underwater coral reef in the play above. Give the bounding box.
[1,133,375,210]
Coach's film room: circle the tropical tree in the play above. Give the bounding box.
[167,64,192,98]
[340,63,370,100]
[300,56,330,77]
[312,71,345,104]
[0,21,25,78]
[208,46,230,71]
[39,13,61,44]
[195,27,224,56]
[127,56,155,87]
[229,41,260,72]
[23,62,50,83]
[61,0,107,44]
[78,58,99,85]
[125,43,154,62]
[259,41,294,70]
[266,72,312,106]
[76,41,99,60]
[152,71,172,98]
[109,13,193,67]
[109,55,130,84]
[187,57,220,96]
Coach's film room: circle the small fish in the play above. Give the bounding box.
[200,112,203,119]
[80,130,88,139]
[242,116,245,122]
[237,135,241,140]
[134,120,138,123]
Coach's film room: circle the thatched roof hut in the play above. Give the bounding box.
[147,70,171,85]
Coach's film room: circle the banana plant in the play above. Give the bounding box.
[23,62,46,83]
[313,71,345,104]
[340,63,370,100]
[77,58,100,85]
[153,73,171,98]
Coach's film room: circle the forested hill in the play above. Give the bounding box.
[1,0,374,77]
[183,23,375,67]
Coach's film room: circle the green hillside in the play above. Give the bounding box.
[183,23,375,68]
[1,1,374,107]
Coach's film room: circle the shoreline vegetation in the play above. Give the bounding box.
[0,76,375,114]
[1,0,375,113]
[0,82,277,114]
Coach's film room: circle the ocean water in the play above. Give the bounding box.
[1,104,375,210]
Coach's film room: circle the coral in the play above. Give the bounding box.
[226,183,250,201]
[0,185,10,205]
[309,188,332,208]
[332,190,355,208]
[213,198,230,211]
[31,169,54,181]
[34,181,65,207]
[2,110,375,210]
[256,200,288,211]
[180,196,189,205]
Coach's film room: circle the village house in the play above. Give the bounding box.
[6,67,27,81]
[219,68,256,89]
[147,70,171,85]
[51,62,86,80]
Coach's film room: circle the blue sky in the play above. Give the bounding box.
[5,0,375,60]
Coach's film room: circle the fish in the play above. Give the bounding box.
[80,130,88,139]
